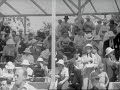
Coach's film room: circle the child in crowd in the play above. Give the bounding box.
[94,63,109,88]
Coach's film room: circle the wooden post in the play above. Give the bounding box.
[24,16,26,35]
[51,0,56,86]
[78,0,82,19]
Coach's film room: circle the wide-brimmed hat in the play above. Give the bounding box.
[21,59,30,65]
[105,47,114,56]
[5,61,15,69]
[6,39,15,44]
[86,15,91,19]
[37,57,44,62]
[85,33,94,41]
[64,16,69,20]
[23,48,31,53]
[93,35,101,41]
[85,44,93,48]
[19,29,23,32]
[56,59,64,66]
[90,72,99,80]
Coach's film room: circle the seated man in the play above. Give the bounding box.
[21,59,33,80]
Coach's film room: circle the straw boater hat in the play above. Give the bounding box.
[64,16,69,20]
[90,72,99,80]
[6,39,15,44]
[56,59,65,66]
[21,59,30,66]
[86,15,91,19]
[5,61,15,70]
[85,33,94,41]
[23,48,31,53]
[93,35,101,41]
[105,47,114,56]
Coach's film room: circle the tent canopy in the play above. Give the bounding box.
[0,0,120,17]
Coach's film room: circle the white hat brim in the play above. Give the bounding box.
[5,65,15,69]
[105,49,114,56]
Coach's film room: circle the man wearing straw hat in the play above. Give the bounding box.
[83,15,95,33]
[21,59,33,79]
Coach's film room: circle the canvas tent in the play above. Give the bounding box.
[0,0,119,17]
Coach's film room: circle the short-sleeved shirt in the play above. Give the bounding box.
[58,67,69,81]
[21,55,34,64]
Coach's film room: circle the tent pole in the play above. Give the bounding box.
[51,0,56,86]
[24,16,26,35]
[78,0,82,18]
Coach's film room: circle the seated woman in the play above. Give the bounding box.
[3,61,15,78]
[21,48,34,64]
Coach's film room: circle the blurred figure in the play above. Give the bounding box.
[11,68,36,90]
[95,20,102,35]
[21,60,33,80]
[90,72,105,90]
[83,16,95,33]
[2,39,17,62]
[0,79,9,90]
[21,48,34,64]
[10,31,20,44]
[56,19,62,38]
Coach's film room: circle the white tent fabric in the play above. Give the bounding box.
[0,0,119,16]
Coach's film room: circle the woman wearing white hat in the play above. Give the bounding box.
[2,39,17,63]
[21,48,34,64]
[103,47,117,82]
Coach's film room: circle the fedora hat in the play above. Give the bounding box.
[85,33,94,41]
[105,47,114,56]
[90,72,99,80]
[64,16,69,20]
[23,48,31,53]
[6,39,15,44]
[93,35,101,41]
[56,59,64,66]
[5,61,15,70]
[86,15,91,19]
[21,59,30,65]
